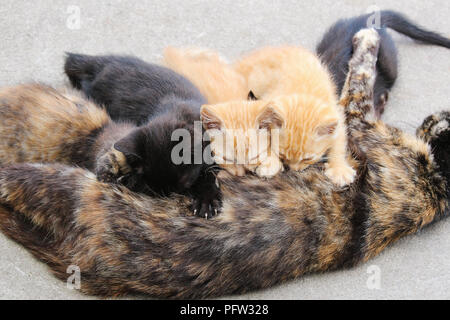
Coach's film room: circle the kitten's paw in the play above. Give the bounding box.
[191,179,222,219]
[255,156,283,178]
[325,163,356,187]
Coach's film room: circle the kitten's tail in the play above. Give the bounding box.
[380,10,450,48]
[64,52,103,92]
[163,47,248,104]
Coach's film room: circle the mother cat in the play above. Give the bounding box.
[0,29,449,298]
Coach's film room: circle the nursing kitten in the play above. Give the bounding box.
[170,46,355,185]
[1,30,450,298]
[317,10,450,116]
[209,46,355,186]
[0,84,218,217]
[64,53,205,126]
[163,47,248,104]
[201,99,284,177]
[65,53,221,217]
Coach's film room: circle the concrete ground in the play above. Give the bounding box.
[0,0,449,299]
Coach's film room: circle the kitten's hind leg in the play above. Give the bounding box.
[339,29,380,130]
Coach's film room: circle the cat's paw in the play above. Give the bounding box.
[325,163,356,187]
[352,28,380,54]
[255,156,283,178]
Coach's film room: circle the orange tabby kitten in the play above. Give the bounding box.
[167,46,356,186]
[201,100,283,178]
[233,46,355,186]
[163,47,247,104]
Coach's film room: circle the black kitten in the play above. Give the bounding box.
[316,10,450,117]
[65,53,220,218]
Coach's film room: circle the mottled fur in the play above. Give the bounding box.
[0,84,218,217]
[317,10,450,116]
[0,30,449,299]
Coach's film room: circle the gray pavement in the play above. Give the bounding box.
[0,0,449,299]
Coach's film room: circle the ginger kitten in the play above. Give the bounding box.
[196,46,355,185]
[233,46,355,186]
[201,100,283,178]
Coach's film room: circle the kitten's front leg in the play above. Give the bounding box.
[325,123,356,187]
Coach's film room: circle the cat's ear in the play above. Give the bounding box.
[201,105,223,131]
[316,121,338,137]
[113,131,143,165]
[248,90,258,101]
[257,104,284,130]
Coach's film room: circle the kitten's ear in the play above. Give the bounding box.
[113,131,143,165]
[257,104,284,130]
[248,90,258,101]
[316,121,338,136]
[201,105,222,131]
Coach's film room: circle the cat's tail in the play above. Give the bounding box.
[380,10,450,48]
[64,52,104,92]
[163,47,248,104]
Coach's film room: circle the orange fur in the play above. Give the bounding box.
[163,47,247,104]
[234,46,355,186]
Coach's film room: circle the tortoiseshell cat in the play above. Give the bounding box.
[0,83,218,217]
[316,10,450,116]
[0,29,449,298]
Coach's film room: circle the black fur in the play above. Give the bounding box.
[316,10,450,116]
[65,53,220,218]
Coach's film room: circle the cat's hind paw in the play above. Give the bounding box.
[325,163,356,187]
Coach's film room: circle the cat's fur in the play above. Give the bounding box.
[0,84,219,217]
[201,46,356,186]
[164,46,356,185]
[65,53,221,218]
[0,30,449,298]
[163,47,248,104]
[316,10,450,116]
[201,99,283,177]
[64,53,206,126]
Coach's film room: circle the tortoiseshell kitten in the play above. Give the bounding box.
[0,29,449,299]
[0,83,218,218]
[317,10,450,116]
